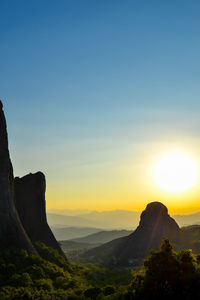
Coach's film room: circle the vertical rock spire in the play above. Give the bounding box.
[15,172,65,257]
[0,101,36,254]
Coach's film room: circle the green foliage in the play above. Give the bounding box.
[34,241,72,271]
[0,243,89,299]
[84,287,102,299]
[103,285,116,296]
[9,272,32,287]
[130,238,200,299]
[2,239,200,299]
[54,275,71,289]
[35,278,53,291]
[0,242,129,299]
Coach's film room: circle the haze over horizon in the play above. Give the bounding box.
[47,207,200,216]
[1,0,200,214]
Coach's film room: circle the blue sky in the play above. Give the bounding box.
[1,0,200,211]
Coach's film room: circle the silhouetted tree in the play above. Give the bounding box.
[132,238,200,299]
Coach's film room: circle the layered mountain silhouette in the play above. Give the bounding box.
[83,202,181,266]
[0,101,64,257]
[47,210,140,229]
[71,230,133,244]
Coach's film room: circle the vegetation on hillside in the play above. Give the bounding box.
[181,225,200,253]
[1,239,200,299]
[0,242,131,299]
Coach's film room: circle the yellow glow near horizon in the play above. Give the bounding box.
[45,143,200,214]
[153,152,198,193]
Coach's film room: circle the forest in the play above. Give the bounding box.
[1,239,200,299]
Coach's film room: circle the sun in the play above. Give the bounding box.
[153,152,198,193]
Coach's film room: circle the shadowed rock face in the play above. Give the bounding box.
[0,101,65,257]
[115,202,180,264]
[137,202,180,244]
[14,172,65,256]
[83,202,180,267]
[0,101,36,254]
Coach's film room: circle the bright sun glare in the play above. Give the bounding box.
[153,152,198,193]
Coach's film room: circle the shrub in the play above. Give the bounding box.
[84,287,102,299]
[35,278,53,291]
[103,286,116,296]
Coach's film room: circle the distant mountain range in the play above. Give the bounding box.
[173,212,200,227]
[47,213,105,229]
[47,210,140,229]
[51,226,102,240]
[58,230,134,263]
[72,230,133,244]
[60,240,100,252]
[82,202,181,267]
[48,209,92,216]
[47,209,200,230]
[51,226,133,243]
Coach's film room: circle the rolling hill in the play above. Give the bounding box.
[72,230,133,244]
[51,226,102,240]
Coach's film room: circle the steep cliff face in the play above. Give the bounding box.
[0,100,65,257]
[14,172,65,256]
[0,101,36,254]
[83,202,181,267]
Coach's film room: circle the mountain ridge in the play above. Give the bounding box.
[71,230,133,244]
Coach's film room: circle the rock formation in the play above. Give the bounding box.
[83,202,181,267]
[0,100,65,257]
[0,101,36,254]
[14,172,65,256]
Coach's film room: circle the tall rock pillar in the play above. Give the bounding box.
[0,101,36,254]
[15,172,65,257]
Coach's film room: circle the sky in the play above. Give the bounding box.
[1,0,200,214]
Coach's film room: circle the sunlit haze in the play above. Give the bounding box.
[153,152,198,193]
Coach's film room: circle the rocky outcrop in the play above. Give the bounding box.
[0,101,36,254]
[115,202,180,265]
[135,201,180,251]
[0,100,65,258]
[83,202,181,267]
[14,172,65,256]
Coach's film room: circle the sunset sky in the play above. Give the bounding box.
[1,0,200,214]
